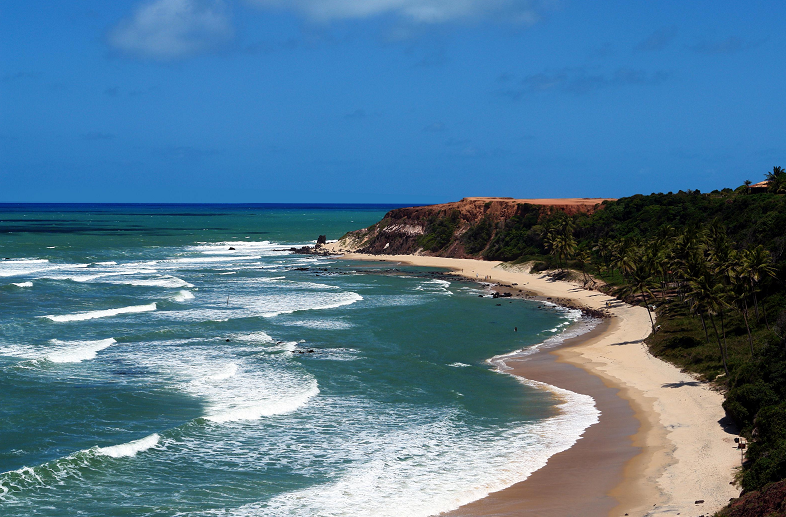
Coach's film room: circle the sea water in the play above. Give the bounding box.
[0,204,598,516]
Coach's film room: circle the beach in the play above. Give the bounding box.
[338,253,741,517]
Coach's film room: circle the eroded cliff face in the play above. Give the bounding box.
[331,197,614,258]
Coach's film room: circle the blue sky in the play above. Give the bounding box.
[1,1,784,203]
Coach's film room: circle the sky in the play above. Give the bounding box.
[1,1,785,203]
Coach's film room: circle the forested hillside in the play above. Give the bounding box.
[337,168,786,512]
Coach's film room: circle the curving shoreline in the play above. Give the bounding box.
[337,253,740,517]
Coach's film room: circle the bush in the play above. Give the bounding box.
[463,218,493,254]
[417,211,460,252]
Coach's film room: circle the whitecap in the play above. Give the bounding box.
[43,303,157,322]
[11,281,32,288]
[173,290,195,302]
[448,362,470,368]
[0,338,116,363]
[95,433,160,458]
[46,338,116,363]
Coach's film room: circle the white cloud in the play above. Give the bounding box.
[109,0,233,60]
[249,0,546,24]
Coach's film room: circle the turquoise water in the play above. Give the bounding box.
[0,205,596,516]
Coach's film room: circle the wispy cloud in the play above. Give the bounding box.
[501,66,668,98]
[248,0,549,24]
[689,36,764,55]
[635,27,678,52]
[108,0,233,60]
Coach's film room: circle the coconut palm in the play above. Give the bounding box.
[617,259,657,333]
[766,165,786,194]
[687,272,729,375]
[742,245,777,327]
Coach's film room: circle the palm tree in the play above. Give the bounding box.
[687,273,729,375]
[766,165,786,194]
[617,259,657,333]
[731,261,756,355]
[742,245,776,327]
[744,179,752,193]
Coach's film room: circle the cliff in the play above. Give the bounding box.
[329,197,615,258]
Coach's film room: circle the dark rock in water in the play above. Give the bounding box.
[478,294,483,297]
[225,339,231,342]
[307,349,314,353]
[496,303,502,306]
[228,247,235,250]
[317,235,327,245]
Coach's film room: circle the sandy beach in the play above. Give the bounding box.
[338,253,741,517]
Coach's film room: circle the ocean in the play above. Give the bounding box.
[0,204,597,516]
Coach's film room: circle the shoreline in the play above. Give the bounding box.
[337,253,740,517]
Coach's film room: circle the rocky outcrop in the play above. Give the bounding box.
[328,197,614,258]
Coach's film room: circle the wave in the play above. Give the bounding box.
[0,338,116,363]
[207,386,597,517]
[106,275,193,288]
[46,338,116,363]
[0,434,161,499]
[95,433,160,458]
[261,292,363,318]
[43,303,157,322]
[204,382,320,423]
[173,290,195,302]
[11,281,33,288]
[232,331,273,343]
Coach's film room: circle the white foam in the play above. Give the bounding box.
[108,275,193,288]
[261,292,363,318]
[214,385,597,517]
[276,319,354,330]
[95,433,160,458]
[448,362,470,368]
[232,331,274,344]
[205,382,319,423]
[0,338,116,363]
[46,338,116,363]
[43,303,157,322]
[11,281,32,287]
[173,290,195,302]
[206,363,238,381]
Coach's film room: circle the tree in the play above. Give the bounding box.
[617,258,658,333]
[688,272,730,375]
[766,165,786,194]
[743,245,777,328]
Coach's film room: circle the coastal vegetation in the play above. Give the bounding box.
[339,167,786,512]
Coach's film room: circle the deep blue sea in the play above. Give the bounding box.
[0,204,597,516]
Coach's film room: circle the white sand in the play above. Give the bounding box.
[341,253,741,516]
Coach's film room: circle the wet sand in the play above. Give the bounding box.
[444,319,644,517]
[337,254,740,516]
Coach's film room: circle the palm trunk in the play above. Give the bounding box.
[720,310,728,367]
[709,313,729,375]
[699,313,710,344]
[742,302,754,356]
[752,280,760,322]
[640,289,655,332]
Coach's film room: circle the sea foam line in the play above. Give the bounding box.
[42,303,157,322]
[0,433,161,500]
[0,338,116,364]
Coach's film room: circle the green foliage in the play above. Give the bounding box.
[463,217,494,254]
[484,204,546,260]
[417,210,460,252]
